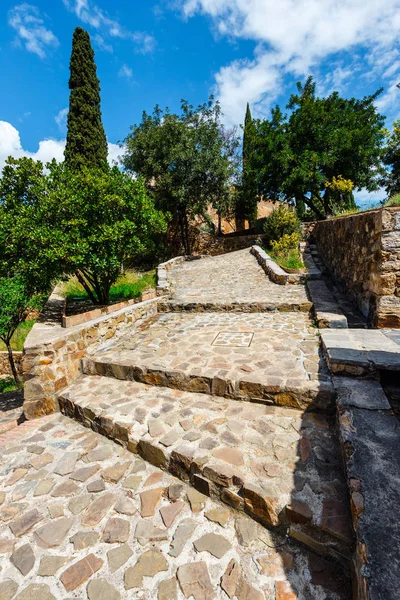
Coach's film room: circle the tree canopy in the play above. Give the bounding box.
[64,27,108,171]
[122,98,239,253]
[245,77,386,219]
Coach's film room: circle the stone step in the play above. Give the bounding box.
[59,375,354,562]
[82,312,334,411]
[307,280,348,329]
[158,299,312,313]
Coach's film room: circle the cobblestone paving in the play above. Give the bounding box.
[165,250,311,311]
[86,312,332,409]
[59,376,352,547]
[0,414,350,599]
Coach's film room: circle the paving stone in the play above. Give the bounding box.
[221,559,242,598]
[160,429,181,447]
[10,543,35,575]
[38,556,68,576]
[213,446,244,466]
[87,479,105,493]
[135,520,168,544]
[12,482,35,502]
[34,517,75,548]
[85,445,113,462]
[143,471,164,487]
[0,579,18,600]
[70,465,100,482]
[53,452,79,476]
[168,483,184,501]
[13,583,56,600]
[27,445,44,455]
[81,493,116,526]
[176,562,214,600]
[114,495,137,516]
[9,509,43,537]
[60,554,103,592]
[30,453,53,469]
[102,517,130,543]
[0,538,15,554]
[125,549,168,589]
[68,494,91,515]
[169,519,197,557]
[6,469,28,486]
[158,577,177,600]
[160,501,185,528]
[193,532,231,558]
[70,531,100,550]
[107,543,133,573]
[275,580,297,600]
[101,462,130,484]
[236,579,264,600]
[187,489,207,513]
[51,481,80,497]
[0,491,5,505]
[87,578,120,600]
[34,479,55,496]
[122,475,142,491]
[139,487,164,517]
[205,508,230,527]
[235,517,258,547]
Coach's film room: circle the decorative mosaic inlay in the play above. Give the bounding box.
[212,331,254,348]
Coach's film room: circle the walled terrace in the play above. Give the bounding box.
[0,234,399,600]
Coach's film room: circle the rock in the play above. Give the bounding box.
[160,502,185,528]
[107,543,133,573]
[14,583,56,600]
[144,472,164,487]
[176,562,214,600]
[148,419,164,437]
[87,578,120,600]
[70,531,99,551]
[168,483,184,501]
[102,517,130,543]
[187,489,207,513]
[53,452,79,475]
[34,517,75,548]
[114,495,137,516]
[70,465,100,482]
[160,429,181,447]
[139,487,164,517]
[68,494,91,515]
[86,445,113,462]
[235,517,258,547]
[38,556,68,576]
[0,579,18,600]
[10,543,35,575]
[193,533,231,559]
[221,489,244,510]
[0,537,15,553]
[81,493,116,526]
[286,500,312,524]
[6,468,28,486]
[60,554,103,592]
[205,508,230,527]
[212,446,244,466]
[0,491,5,505]
[51,481,80,497]
[243,484,279,527]
[122,475,142,491]
[33,479,55,497]
[158,577,177,600]
[101,462,130,484]
[221,559,242,598]
[236,579,264,600]
[138,440,168,469]
[125,549,168,589]
[27,445,44,455]
[87,479,105,493]
[48,503,64,518]
[12,482,35,502]
[10,509,43,537]
[134,520,168,545]
[275,580,297,600]
[169,519,197,558]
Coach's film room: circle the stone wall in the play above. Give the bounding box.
[22,291,160,420]
[0,352,23,377]
[312,207,400,327]
[190,231,263,256]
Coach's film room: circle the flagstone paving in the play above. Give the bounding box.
[0,414,351,599]
[84,312,333,410]
[161,249,312,311]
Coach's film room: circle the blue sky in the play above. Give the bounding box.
[2,1,400,205]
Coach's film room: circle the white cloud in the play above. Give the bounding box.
[55,107,69,130]
[177,0,400,125]
[118,64,133,79]
[8,3,59,59]
[63,0,155,53]
[0,121,122,172]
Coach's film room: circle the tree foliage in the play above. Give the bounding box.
[382,120,400,198]
[236,103,258,224]
[64,27,108,171]
[246,77,386,219]
[122,98,239,253]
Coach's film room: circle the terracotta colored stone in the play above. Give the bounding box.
[6,468,28,486]
[10,509,43,537]
[60,554,103,592]
[70,465,100,482]
[139,487,164,517]
[212,446,244,466]
[275,581,297,600]
[101,462,130,484]
[243,484,279,527]
[160,501,185,528]
[81,493,116,526]
[143,471,164,487]
[176,562,214,600]
[221,559,241,598]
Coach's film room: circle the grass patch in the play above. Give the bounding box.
[383,194,400,207]
[268,249,305,272]
[0,377,19,393]
[60,270,156,304]
[0,320,36,352]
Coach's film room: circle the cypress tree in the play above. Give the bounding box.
[236,103,257,227]
[64,27,108,171]
[243,102,252,169]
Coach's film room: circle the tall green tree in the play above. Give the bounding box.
[64,27,108,171]
[123,98,239,254]
[248,78,386,219]
[382,120,400,197]
[236,103,258,226]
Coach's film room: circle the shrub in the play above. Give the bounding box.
[263,206,300,244]
[270,232,300,254]
[383,194,400,207]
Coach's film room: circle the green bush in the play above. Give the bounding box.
[263,206,300,244]
[383,194,400,207]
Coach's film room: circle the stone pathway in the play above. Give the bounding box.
[0,414,351,599]
[85,312,332,409]
[162,250,311,311]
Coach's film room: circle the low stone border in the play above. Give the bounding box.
[62,290,157,328]
[156,256,185,295]
[251,245,322,285]
[22,294,161,420]
[0,351,23,377]
[307,280,348,329]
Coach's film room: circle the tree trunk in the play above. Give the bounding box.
[6,341,21,388]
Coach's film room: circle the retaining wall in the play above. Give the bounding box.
[0,351,23,377]
[312,207,400,328]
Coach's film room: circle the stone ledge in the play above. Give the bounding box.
[156,256,185,296]
[307,280,348,329]
[251,245,321,285]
